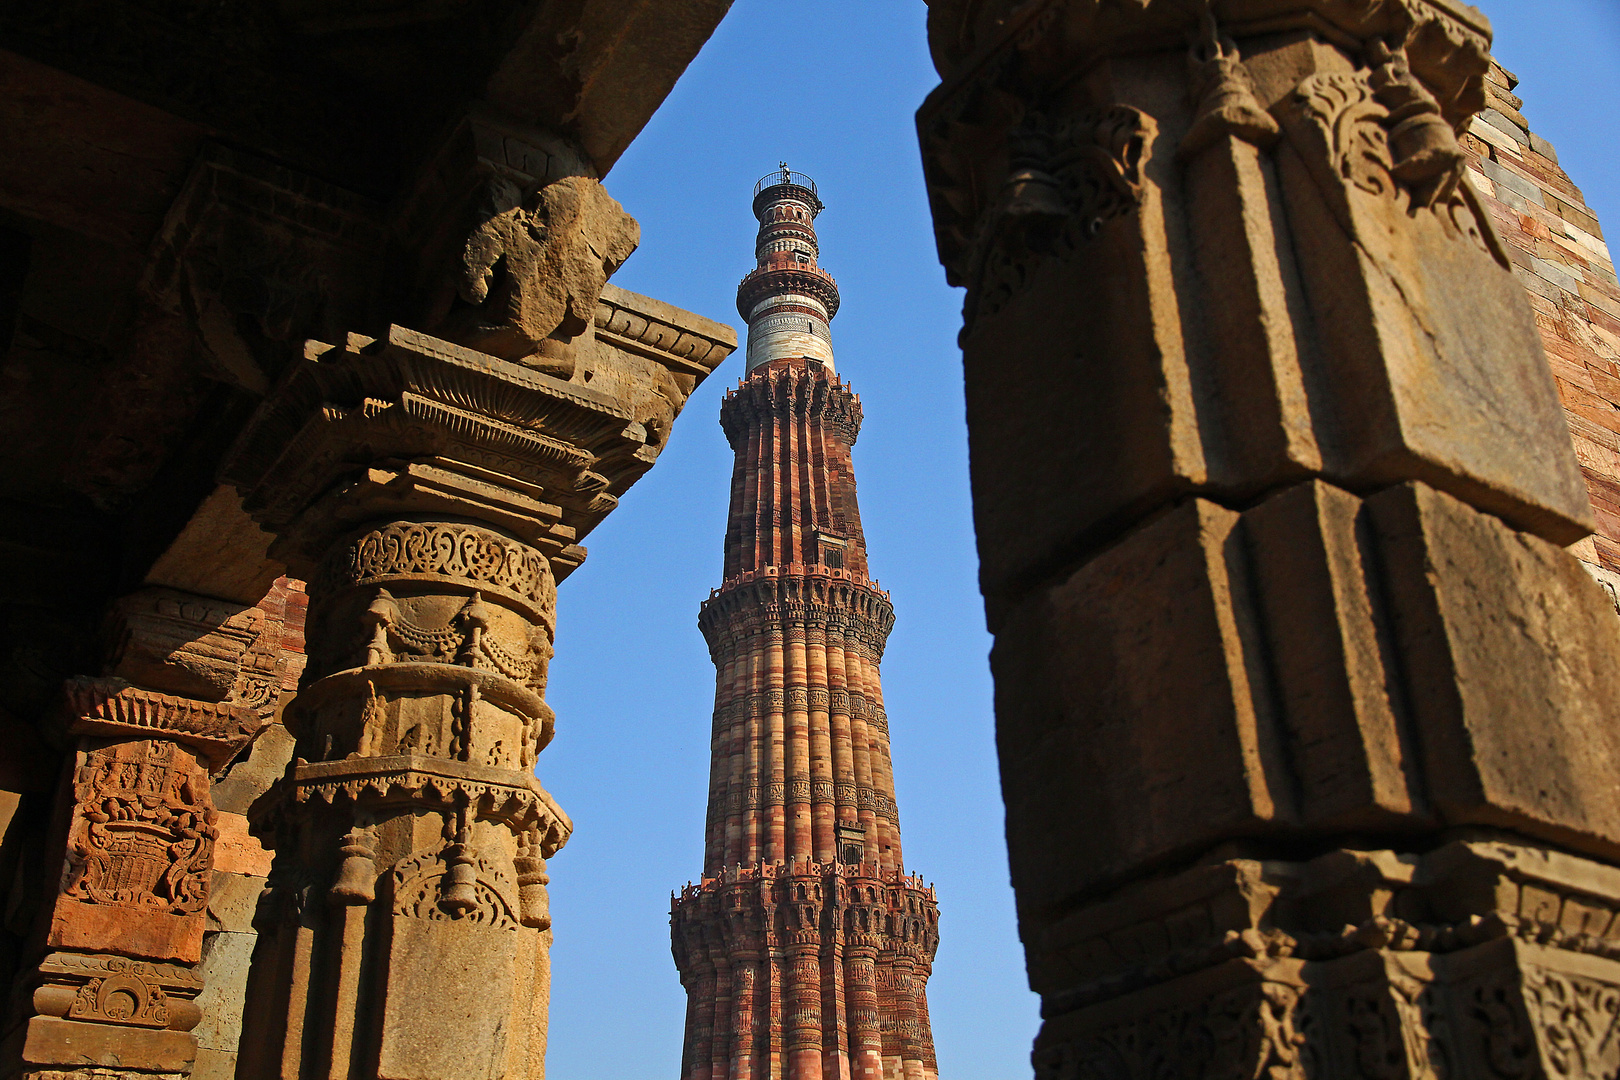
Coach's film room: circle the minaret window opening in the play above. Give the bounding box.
[812,528,846,567]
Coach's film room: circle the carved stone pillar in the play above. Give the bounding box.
[918,0,1620,1075]
[784,945,822,1080]
[8,589,278,1080]
[220,161,731,1075]
[845,948,882,1080]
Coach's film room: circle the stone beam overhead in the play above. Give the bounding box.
[917,0,1620,1075]
[485,0,739,176]
[0,0,735,195]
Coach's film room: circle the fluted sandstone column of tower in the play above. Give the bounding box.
[671,171,940,1080]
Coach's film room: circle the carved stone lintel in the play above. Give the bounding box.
[63,678,263,774]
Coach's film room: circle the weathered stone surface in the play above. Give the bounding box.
[923,7,1591,624]
[142,488,283,609]
[1369,481,1620,847]
[378,917,523,1080]
[192,931,256,1054]
[1027,840,1620,1080]
[210,724,296,816]
[211,814,271,878]
[450,175,640,363]
[921,1,1620,1068]
[22,1017,197,1074]
[188,1047,236,1080]
[996,479,1620,923]
[204,871,263,935]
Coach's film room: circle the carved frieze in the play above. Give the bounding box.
[223,325,669,573]
[63,678,263,773]
[31,951,204,1033]
[272,754,569,856]
[325,522,556,619]
[1035,979,1307,1080]
[62,740,214,916]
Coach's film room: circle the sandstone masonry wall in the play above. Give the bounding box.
[1463,63,1620,597]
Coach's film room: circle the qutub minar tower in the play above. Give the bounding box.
[670,168,941,1080]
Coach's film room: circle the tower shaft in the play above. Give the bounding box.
[671,172,940,1080]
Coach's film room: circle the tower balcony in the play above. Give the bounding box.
[737,254,841,320]
[752,169,823,218]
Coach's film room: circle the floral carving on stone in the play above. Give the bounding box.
[1285,62,1507,265]
[62,740,215,915]
[331,522,555,612]
[66,957,173,1028]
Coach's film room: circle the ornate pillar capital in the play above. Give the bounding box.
[220,189,731,1080]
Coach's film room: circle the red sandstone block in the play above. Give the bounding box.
[1497,152,1588,205]
[1545,358,1594,397]
[1528,292,1561,318]
[1540,238,1593,271]
[1593,535,1620,573]
[1591,506,1620,545]
[1548,195,1605,239]
[1565,413,1620,457]
[1581,275,1620,305]
[1520,214,1555,241]
[1586,302,1620,341]
[1582,364,1620,408]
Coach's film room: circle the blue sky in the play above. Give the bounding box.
[539,4,1620,1078]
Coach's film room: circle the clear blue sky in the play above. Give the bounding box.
[540,4,1620,1078]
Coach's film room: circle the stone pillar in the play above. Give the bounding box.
[918,0,1620,1075]
[214,126,731,1078]
[785,945,822,1080]
[845,948,882,1080]
[8,588,282,1080]
[217,310,721,1079]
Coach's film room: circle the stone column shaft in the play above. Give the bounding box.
[918,0,1620,1074]
[221,206,729,1078]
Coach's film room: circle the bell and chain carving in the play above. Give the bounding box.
[967,105,1154,326]
[1286,46,1505,263]
[390,843,522,931]
[1180,9,1280,159]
